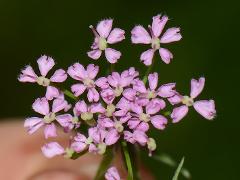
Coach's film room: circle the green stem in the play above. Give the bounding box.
[121,141,134,180]
[142,57,156,84]
[94,148,114,180]
[63,89,77,101]
[110,63,115,72]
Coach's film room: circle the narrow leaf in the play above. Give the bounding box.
[172,157,185,180]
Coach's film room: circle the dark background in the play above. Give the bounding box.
[0,0,239,179]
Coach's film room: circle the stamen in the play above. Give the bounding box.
[89,25,99,37]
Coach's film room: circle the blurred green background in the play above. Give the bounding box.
[0,0,239,179]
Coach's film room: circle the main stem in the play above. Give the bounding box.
[142,57,156,84]
[122,141,134,180]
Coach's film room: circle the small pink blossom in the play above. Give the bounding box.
[24,97,72,138]
[88,19,125,63]
[170,77,216,123]
[131,15,182,66]
[68,63,100,102]
[18,55,67,100]
[105,166,121,180]
[124,130,148,146]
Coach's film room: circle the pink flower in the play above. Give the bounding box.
[131,15,182,65]
[41,142,65,158]
[18,55,67,100]
[128,99,167,132]
[105,167,120,180]
[170,77,216,123]
[99,68,139,104]
[68,63,100,102]
[88,19,125,63]
[73,100,105,121]
[124,130,148,146]
[24,97,72,138]
[132,73,176,106]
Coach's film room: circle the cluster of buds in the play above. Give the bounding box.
[18,14,216,180]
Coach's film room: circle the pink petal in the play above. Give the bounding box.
[190,77,205,99]
[44,123,57,139]
[74,100,88,115]
[108,72,121,87]
[159,48,173,64]
[100,88,115,104]
[105,167,121,180]
[105,48,121,64]
[136,122,149,132]
[87,88,100,102]
[55,114,72,128]
[98,117,114,128]
[41,142,65,158]
[96,19,113,38]
[50,69,67,82]
[37,55,55,77]
[67,63,86,81]
[171,105,189,123]
[95,77,109,89]
[18,65,37,82]
[52,98,68,113]
[193,100,216,120]
[89,103,105,113]
[123,88,136,101]
[46,86,60,100]
[71,141,87,153]
[87,49,102,60]
[148,72,158,90]
[124,131,136,144]
[140,49,154,66]
[86,64,99,79]
[158,83,176,98]
[128,119,141,129]
[160,27,182,43]
[133,79,147,93]
[32,97,50,115]
[151,115,167,130]
[107,28,125,44]
[71,83,86,97]
[168,94,182,105]
[152,15,168,37]
[116,97,131,111]
[146,98,166,115]
[24,117,44,134]
[131,103,143,114]
[133,130,148,146]
[105,129,120,145]
[131,25,151,44]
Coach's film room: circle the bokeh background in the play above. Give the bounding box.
[0,0,239,179]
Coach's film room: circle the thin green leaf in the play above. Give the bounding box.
[172,157,185,180]
[153,153,191,179]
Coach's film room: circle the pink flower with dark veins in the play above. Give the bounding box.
[170,77,216,123]
[68,63,100,102]
[128,99,167,132]
[88,19,125,63]
[18,55,67,100]
[131,73,176,106]
[24,97,73,139]
[131,15,182,66]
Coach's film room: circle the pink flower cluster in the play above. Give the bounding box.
[19,14,216,179]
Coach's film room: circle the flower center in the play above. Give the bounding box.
[98,37,107,50]
[182,96,194,106]
[114,121,124,132]
[151,37,160,50]
[97,143,106,155]
[37,76,50,87]
[85,137,93,145]
[43,113,56,123]
[83,78,95,88]
[147,90,156,99]
[139,113,150,122]
[81,112,93,121]
[106,104,116,117]
[114,86,123,97]
[64,148,74,159]
[72,116,79,124]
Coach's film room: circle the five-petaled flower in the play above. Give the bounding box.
[131,15,182,66]
[88,19,125,63]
